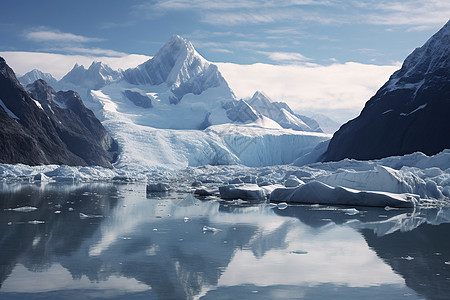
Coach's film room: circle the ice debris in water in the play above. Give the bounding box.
[277,202,288,210]
[401,256,414,261]
[147,183,170,192]
[384,206,399,211]
[79,213,103,219]
[219,184,266,201]
[8,206,38,212]
[203,226,222,233]
[342,208,359,215]
[28,220,45,224]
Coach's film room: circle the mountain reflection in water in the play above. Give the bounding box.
[0,183,448,299]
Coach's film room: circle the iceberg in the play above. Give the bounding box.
[219,184,266,201]
[270,181,418,208]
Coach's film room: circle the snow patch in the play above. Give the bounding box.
[32,98,44,111]
[0,98,20,120]
[400,103,427,116]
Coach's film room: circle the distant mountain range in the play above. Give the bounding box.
[323,20,450,161]
[18,35,323,133]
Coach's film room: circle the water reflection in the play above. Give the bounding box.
[0,183,448,299]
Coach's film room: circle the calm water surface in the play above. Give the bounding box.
[0,183,449,299]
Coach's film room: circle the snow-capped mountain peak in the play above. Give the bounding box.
[61,61,122,90]
[18,69,58,87]
[383,20,450,94]
[324,20,450,162]
[246,91,321,132]
[123,35,230,102]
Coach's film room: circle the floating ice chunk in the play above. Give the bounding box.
[191,181,202,187]
[284,176,304,188]
[342,208,359,215]
[425,180,443,199]
[194,187,216,196]
[230,199,250,205]
[54,210,61,214]
[277,202,288,210]
[33,173,50,182]
[384,206,399,211]
[147,183,170,192]
[219,184,266,200]
[202,225,222,233]
[28,220,45,224]
[184,217,191,222]
[401,256,414,261]
[79,213,103,219]
[229,177,243,184]
[290,250,308,254]
[270,181,417,208]
[9,206,38,212]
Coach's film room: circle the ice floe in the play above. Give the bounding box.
[1,149,450,208]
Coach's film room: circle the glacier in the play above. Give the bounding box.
[1,150,450,207]
[52,35,330,170]
[4,34,450,208]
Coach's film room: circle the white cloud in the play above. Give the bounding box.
[139,0,329,11]
[258,51,311,63]
[217,61,400,123]
[52,47,128,57]
[24,30,103,43]
[0,50,399,123]
[354,0,450,29]
[134,0,450,29]
[0,51,150,79]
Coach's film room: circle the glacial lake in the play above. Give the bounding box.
[1,183,449,300]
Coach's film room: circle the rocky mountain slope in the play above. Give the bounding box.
[323,20,450,161]
[0,57,118,167]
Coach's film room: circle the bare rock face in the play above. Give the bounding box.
[324,21,450,161]
[0,57,118,167]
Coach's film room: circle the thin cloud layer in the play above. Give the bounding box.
[24,30,103,43]
[134,0,450,29]
[0,50,398,123]
[22,28,124,58]
[0,51,150,79]
[217,61,400,122]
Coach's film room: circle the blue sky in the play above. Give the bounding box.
[0,1,449,122]
[1,0,449,65]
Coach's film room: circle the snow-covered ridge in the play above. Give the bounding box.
[18,69,58,87]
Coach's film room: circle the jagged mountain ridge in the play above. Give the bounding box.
[123,35,231,103]
[246,91,322,132]
[18,69,58,87]
[60,61,122,90]
[323,20,450,161]
[26,35,321,132]
[0,57,118,167]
